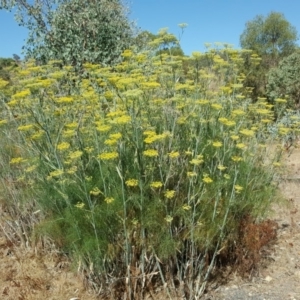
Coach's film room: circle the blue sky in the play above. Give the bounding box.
[1,0,300,58]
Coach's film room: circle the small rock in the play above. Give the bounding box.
[294,270,300,278]
[264,275,273,282]
[281,221,290,228]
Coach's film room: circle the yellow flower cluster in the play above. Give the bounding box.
[68,150,83,160]
[98,152,118,160]
[234,185,243,192]
[18,124,34,131]
[143,149,158,157]
[13,90,31,99]
[56,96,74,104]
[57,142,70,151]
[203,175,213,184]
[75,202,85,209]
[10,157,27,164]
[125,179,139,187]
[143,131,170,144]
[104,197,114,204]
[49,169,64,177]
[150,181,163,188]
[239,129,255,137]
[168,151,180,158]
[212,141,222,148]
[190,155,204,165]
[164,189,176,199]
[90,187,101,196]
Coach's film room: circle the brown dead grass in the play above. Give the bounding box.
[0,237,98,300]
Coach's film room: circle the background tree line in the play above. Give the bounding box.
[2,3,298,107]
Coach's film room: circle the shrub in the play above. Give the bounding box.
[0,43,295,298]
[267,52,300,109]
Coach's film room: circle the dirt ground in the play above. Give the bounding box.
[1,145,300,299]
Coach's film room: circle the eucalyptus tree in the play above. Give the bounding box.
[0,0,135,66]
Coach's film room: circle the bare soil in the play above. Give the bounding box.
[1,145,300,299]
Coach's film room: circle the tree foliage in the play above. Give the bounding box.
[134,29,185,56]
[240,11,298,66]
[0,57,18,81]
[0,0,134,66]
[267,51,300,108]
[239,12,298,98]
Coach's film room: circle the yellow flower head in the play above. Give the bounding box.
[68,150,83,160]
[104,197,114,204]
[211,103,222,110]
[164,215,173,223]
[65,122,78,129]
[168,151,180,158]
[13,89,31,99]
[125,179,139,187]
[98,152,119,160]
[164,189,176,199]
[212,141,222,148]
[49,169,64,177]
[189,157,204,165]
[96,125,112,132]
[18,124,34,131]
[143,130,156,137]
[150,181,163,188]
[75,202,85,209]
[143,149,158,157]
[239,129,255,137]
[110,115,131,125]
[90,187,102,196]
[57,142,70,151]
[65,165,77,174]
[224,120,236,127]
[203,175,213,184]
[230,135,239,141]
[231,156,243,162]
[187,171,197,177]
[109,132,122,140]
[56,96,74,104]
[104,139,118,146]
[196,99,209,105]
[185,150,193,156]
[10,157,27,164]
[182,204,191,211]
[218,117,228,124]
[236,143,246,149]
[25,165,37,173]
[63,129,76,137]
[217,165,227,171]
[232,109,246,117]
[0,79,9,89]
[234,185,243,193]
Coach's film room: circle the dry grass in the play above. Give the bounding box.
[0,222,98,300]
